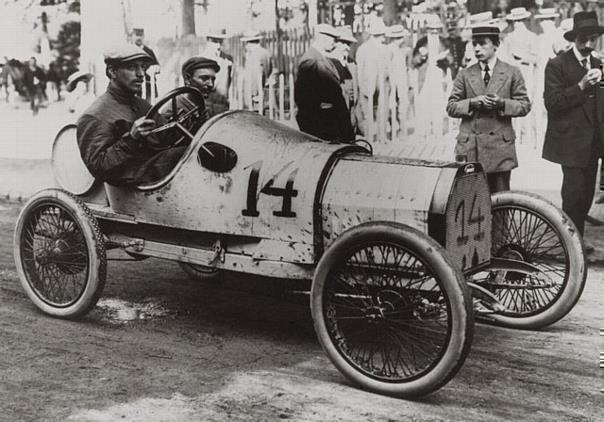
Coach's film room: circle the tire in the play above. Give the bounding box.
[473,191,587,330]
[311,222,474,398]
[13,189,107,319]
[178,262,220,282]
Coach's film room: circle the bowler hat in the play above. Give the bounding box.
[181,56,220,76]
[563,11,604,41]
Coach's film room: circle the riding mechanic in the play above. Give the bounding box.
[161,56,221,135]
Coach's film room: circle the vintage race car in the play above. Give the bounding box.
[13,88,587,398]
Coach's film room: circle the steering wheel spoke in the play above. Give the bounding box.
[144,87,206,149]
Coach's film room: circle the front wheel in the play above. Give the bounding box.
[13,189,107,318]
[472,191,587,329]
[311,222,473,398]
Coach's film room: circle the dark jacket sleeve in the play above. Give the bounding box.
[77,114,141,182]
[544,58,586,115]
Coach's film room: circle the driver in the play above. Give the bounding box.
[77,44,186,186]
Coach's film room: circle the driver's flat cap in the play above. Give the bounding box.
[182,56,220,76]
[103,43,153,65]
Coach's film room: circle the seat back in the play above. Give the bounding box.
[51,124,97,195]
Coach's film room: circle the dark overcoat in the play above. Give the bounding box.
[294,46,354,143]
[77,83,184,186]
[542,49,604,168]
[447,59,531,173]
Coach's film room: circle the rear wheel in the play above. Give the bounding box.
[13,189,106,318]
[311,222,473,398]
[472,191,586,329]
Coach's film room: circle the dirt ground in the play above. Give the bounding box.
[0,198,602,422]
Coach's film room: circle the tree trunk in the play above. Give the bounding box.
[382,0,398,26]
[182,0,195,36]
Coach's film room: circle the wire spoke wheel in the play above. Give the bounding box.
[14,189,106,318]
[312,223,473,398]
[471,191,586,329]
[325,243,451,382]
[21,203,89,306]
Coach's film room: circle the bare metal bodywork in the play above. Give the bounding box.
[54,111,491,277]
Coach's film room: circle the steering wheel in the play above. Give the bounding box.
[144,86,206,149]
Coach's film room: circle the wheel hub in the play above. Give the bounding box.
[35,238,70,264]
[363,290,403,322]
[494,244,529,282]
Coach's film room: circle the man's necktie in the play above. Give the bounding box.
[581,58,588,69]
[484,64,490,86]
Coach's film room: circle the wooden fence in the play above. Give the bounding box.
[143,17,544,159]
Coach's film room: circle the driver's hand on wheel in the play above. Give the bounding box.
[129,117,157,140]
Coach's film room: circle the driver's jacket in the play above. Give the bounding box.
[77,83,184,186]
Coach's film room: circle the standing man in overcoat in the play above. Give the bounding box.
[447,25,531,193]
[543,11,604,238]
[294,24,354,143]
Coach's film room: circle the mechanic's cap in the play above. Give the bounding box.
[103,43,153,65]
[182,56,221,76]
[316,23,340,38]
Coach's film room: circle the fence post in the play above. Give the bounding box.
[268,76,275,119]
[289,71,295,124]
[257,70,263,114]
[279,73,285,122]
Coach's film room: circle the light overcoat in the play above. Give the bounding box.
[447,59,531,173]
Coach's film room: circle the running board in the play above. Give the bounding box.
[105,234,313,280]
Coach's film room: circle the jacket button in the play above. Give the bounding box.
[489,131,495,135]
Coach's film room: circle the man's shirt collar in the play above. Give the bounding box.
[479,56,497,71]
[573,45,592,66]
[106,82,136,105]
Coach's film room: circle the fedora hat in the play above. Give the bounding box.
[563,11,604,41]
[506,7,531,21]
